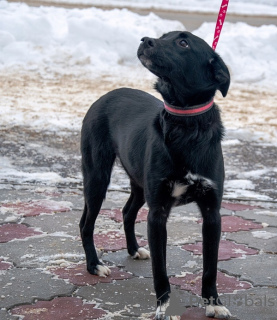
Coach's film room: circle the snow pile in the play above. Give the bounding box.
[36,0,277,16]
[195,22,277,85]
[0,1,184,76]
[0,1,277,87]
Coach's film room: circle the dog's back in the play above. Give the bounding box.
[81,88,163,187]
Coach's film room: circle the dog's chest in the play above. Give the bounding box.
[170,172,215,204]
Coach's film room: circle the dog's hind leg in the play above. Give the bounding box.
[80,142,115,277]
[122,182,150,259]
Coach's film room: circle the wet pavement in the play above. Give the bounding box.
[0,126,277,320]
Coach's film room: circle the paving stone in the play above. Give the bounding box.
[10,297,107,320]
[0,206,22,224]
[234,209,277,228]
[198,216,263,233]
[1,199,71,217]
[77,277,194,317]
[94,230,148,252]
[218,253,277,286]
[219,287,277,320]
[136,220,202,246]
[76,277,156,316]
[0,310,18,320]
[181,307,226,320]
[171,202,200,214]
[0,223,43,242]
[221,202,259,211]
[0,187,83,211]
[169,271,252,295]
[0,268,74,309]
[226,227,277,253]
[0,259,13,270]
[104,246,202,278]
[183,240,258,261]
[50,264,133,286]
[220,216,262,232]
[100,208,148,223]
[0,188,48,203]
[112,316,153,320]
[0,235,84,268]
[23,209,83,237]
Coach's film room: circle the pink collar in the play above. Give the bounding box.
[164,98,214,116]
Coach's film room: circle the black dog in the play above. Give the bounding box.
[80,31,231,319]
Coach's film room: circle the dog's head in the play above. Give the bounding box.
[137,31,230,106]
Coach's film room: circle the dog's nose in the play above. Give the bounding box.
[141,37,155,47]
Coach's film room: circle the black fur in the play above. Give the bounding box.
[80,31,230,317]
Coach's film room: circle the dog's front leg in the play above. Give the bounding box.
[199,199,232,319]
[148,207,178,320]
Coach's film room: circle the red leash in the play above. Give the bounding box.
[212,0,229,50]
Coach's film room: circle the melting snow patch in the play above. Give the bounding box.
[222,139,242,146]
[225,180,255,190]
[0,157,81,186]
[224,189,272,201]
[254,210,277,217]
[252,230,277,239]
[183,260,198,268]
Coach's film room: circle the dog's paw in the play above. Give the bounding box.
[155,301,181,320]
[205,305,232,319]
[132,247,150,260]
[95,264,111,277]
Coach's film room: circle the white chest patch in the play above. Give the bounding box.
[172,183,188,198]
[171,172,216,199]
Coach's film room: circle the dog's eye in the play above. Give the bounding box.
[179,40,189,48]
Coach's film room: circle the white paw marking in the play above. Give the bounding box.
[96,264,111,277]
[172,183,188,198]
[132,247,150,260]
[155,300,181,319]
[155,300,170,319]
[205,305,232,318]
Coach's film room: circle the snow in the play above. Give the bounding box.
[0,1,183,76]
[252,230,277,239]
[0,1,277,87]
[224,179,272,201]
[0,157,81,185]
[194,22,277,86]
[225,180,255,190]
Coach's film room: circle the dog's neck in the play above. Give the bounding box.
[163,98,214,117]
[155,78,216,110]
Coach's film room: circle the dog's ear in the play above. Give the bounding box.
[209,57,230,97]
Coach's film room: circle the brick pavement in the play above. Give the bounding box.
[0,188,276,320]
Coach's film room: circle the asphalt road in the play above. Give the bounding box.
[132,9,277,31]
